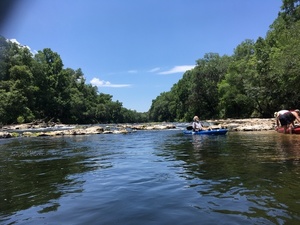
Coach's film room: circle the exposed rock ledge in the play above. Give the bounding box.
[0,123,178,138]
[207,118,276,132]
[0,118,277,139]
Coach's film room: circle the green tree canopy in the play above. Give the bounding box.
[0,36,147,125]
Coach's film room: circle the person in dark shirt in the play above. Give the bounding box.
[274,109,289,127]
[278,109,300,134]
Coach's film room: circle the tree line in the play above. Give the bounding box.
[1,0,299,125]
[0,37,148,125]
[149,0,300,122]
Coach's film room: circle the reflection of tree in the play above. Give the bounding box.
[273,134,300,163]
[162,132,300,223]
[0,137,104,217]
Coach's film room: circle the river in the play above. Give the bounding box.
[0,128,300,225]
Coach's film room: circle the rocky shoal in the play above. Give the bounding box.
[0,118,277,139]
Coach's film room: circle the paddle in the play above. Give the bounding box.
[186,125,193,130]
[186,123,221,131]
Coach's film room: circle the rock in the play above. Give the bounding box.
[85,126,104,134]
[131,125,147,130]
[0,132,12,138]
[0,119,280,139]
[113,129,128,134]
[207,118,275,131]
[23,132,37,137]
[103,130,113,134]
[37,132,51,137]
[131,123,176,130]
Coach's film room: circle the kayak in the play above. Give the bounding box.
[183,128,228,135]
[276,126,300,134]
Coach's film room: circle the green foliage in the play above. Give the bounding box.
[149,53,232,121]
[191,53,231,119]
[218,40,257,118]
[149,91,175,122]
[0,37,147,125]
[150,0,300,121]
[17,116,25,124]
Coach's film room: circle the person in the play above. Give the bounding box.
[192,116,209,131]
[274,109,289,127]
[278,109,300,134]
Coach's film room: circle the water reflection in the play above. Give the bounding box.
[0,136,103,219]
[162,131,300,224]
[273,134,300,163]
[191,135,208,149]
[1,130,300,224]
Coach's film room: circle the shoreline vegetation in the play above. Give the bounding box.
[0,118,279,139]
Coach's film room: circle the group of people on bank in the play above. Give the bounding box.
[274,109,300,134]
[191,109,300,134]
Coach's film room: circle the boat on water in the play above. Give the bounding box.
[183,128,228,135]
[276,126,300,134]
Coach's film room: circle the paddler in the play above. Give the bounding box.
[192,116,210,131]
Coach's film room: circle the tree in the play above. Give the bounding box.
[0,37,148,124]
[32,48,64,119]
[190,53,231,119]
[149,92,175,122]
[280,0,300,24]
[218,40,255,118]
[267,20,300,110]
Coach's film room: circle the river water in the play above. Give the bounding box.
[0,128,300,225]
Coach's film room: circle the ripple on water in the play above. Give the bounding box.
[1,130,300,224]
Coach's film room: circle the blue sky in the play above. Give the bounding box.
[1,0,282,112]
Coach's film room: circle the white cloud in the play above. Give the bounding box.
[158,65,195,75]
[148,67,161,73]
[90,78,131,88]
[8,38,37,55]
[127,70,138,73]
[9,38,20,45]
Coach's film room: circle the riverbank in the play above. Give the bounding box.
[0,118,277,139]
[0,122,178,138]
[208,118,276,131]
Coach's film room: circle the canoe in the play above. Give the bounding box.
[183,128,228,135]
[276,126,300,134]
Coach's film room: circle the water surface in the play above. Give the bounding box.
[0,130,300,224]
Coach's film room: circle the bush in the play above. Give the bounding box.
[17,116,25,124]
